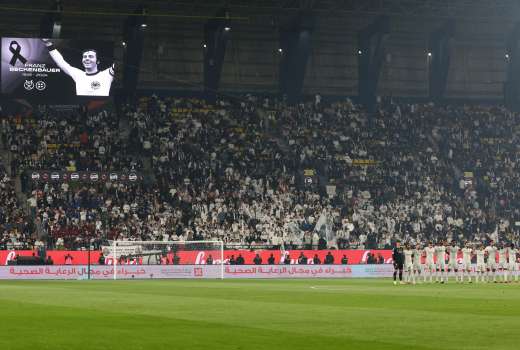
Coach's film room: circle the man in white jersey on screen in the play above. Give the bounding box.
[498,243,508,283]
[446,240,460,283]
[485,240,498,283]
[508,243,518,283]
[42,39,114,96]
[403,244,415,284]
[461,242,473,283]
[424,241,436,283]
[475,244,487,283]
[434,240,447,283]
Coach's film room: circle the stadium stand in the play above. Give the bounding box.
[1,97,520,251]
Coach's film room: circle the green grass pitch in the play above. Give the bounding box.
[1,278,519,350]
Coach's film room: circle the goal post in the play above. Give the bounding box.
[104,240,225,280]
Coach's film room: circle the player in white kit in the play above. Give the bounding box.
[424,241,436,283]
[485,241,498,283]
[413,243,423,283]
[508,243,518,283]
[403,244,415,284]
[434,241,447,283]
[446,241,460,283]
[497,243,509,283]
[461,242,474,283]
[475,244,487,283]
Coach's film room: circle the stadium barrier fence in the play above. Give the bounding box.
[0,249,392,266]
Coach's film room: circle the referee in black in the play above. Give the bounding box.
[392,241,405,285]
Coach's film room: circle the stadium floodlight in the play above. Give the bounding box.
[428,52,432,57]
[108,240,225,280]
[137,4,147,29]
[40,0,63,39]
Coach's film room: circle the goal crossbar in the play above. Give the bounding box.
[110,240,225,280]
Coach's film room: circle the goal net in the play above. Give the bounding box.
[102,240,224,280]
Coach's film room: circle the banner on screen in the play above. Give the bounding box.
[0,264,395,280]
[1,38,114,100]
[29,171,143,183]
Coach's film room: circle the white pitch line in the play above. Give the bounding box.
[309,285,353,291]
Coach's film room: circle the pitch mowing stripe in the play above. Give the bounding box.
[2,282,520,317]
[0,301,440,350]
[2,280,520,317]
[0,298,496,348]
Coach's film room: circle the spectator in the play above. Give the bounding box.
[253,253,262,265]
[318,236,327,250]
[324,251,334,264]
[64,253,73,265]
[229,255,236,265]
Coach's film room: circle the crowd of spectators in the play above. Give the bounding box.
[1,95,520,251]
[0,153,34,249]
[1,106,143,250]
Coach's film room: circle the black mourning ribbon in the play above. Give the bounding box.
[9,41,27,66]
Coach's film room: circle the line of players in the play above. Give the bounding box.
[398,240,518,284]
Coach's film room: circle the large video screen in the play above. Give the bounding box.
[1,38,114,100]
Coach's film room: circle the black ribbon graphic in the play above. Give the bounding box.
[9,41,27,66]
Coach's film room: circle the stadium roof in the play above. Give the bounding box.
[2,0,520,22]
